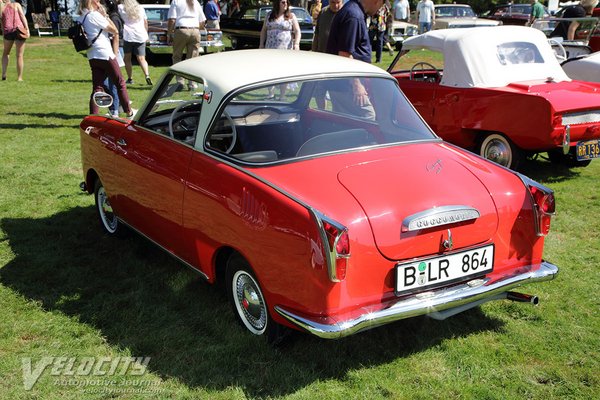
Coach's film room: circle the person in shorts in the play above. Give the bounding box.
[118,0,152,85]
[1,0,30,81]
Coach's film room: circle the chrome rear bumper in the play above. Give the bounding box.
[275,261,558,339]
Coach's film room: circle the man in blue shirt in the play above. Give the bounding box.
[204,0,221,29]
[325,0,382,120]
[326,0,383,63]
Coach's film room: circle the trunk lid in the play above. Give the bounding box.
[336,151,499,260]
[252,144,500,261]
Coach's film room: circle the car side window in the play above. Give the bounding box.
[137,74,205,146]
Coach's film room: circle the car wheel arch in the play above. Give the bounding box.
[85,169,99,195]
[213,246,235,287]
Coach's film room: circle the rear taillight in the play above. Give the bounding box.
[313,211,350,282]
[520,175,555,236]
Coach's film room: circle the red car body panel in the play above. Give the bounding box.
[81,115,546,327]
[395,72,600,151]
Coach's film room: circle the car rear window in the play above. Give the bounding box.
[205,76,437,164]
[497,42,544,65]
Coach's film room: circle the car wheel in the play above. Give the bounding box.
[547,148,592,168]
[226,253,286,343]
[94,179,120,235]
[230,37,240,50]
[479,133,522,170]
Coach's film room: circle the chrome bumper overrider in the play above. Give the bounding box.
[275,261,558,339]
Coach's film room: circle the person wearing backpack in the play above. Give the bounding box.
[79,0,134,117]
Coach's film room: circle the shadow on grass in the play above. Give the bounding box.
[0,205,505,398]
[6,112,83,120]
[519,156,582,184]
[0,123,81,130]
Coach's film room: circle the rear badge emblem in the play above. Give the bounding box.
[426,159,443,174]
[402,205,480,232]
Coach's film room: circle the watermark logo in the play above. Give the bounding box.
[22,356,152,391]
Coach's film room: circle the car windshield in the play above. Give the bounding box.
[205,76,436,164]
[436,6,475,18]
[144,8,168,22]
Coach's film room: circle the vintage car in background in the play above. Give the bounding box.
[481,3,549,26]
[220,6,314,49]
[562,51,600,82]
[142,4,224,58]
[390,26,600,170]
[390,20,418,50]
[80,50,559,341]
[433,4,501,29]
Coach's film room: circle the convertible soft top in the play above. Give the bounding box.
[402,26,570,88]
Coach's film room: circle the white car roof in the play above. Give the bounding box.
[402,26,571,88]
[170,49,390,98]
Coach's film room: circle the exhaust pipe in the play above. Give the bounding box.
[506,291,539,305]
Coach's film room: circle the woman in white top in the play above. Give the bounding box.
[118,0,151,85]
[79,0,133,117]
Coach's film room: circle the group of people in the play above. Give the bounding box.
[4,0,599,115]
[77,0,154,117]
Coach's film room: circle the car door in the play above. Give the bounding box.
[109,75,203,257]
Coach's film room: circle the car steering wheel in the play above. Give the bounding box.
[169,100,202,139]
[410,62,441,82]
[209,110,237,154]
[548,39,567,63]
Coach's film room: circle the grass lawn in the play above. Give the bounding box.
[0,37,598,399]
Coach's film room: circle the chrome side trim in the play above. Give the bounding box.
[275,261,558,339]
[401,205,480,232]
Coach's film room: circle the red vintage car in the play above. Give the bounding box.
[80,50,558,341]
[390,26,600,170]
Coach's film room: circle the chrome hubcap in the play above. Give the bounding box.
[98,186,117,232]
[233,271,267,334]
[483,138,511,167]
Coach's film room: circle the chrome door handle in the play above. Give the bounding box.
[117,138,127,146]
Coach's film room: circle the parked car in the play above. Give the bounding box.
[390,20,418,50]
[481,3,549,26]
[80,49,559,341]
[389,26,600,170]
[142,4,224,58]
[433,4,500,29]
[220,6,314,50]
[562,51,600,82]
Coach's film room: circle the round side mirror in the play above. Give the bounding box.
[93,92,114,108]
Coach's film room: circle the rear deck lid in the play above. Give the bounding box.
[337,152,499,260]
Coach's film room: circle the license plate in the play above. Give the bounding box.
[395,244,494,296]
[576,139,600,161]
